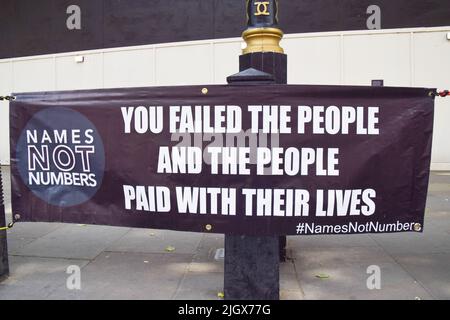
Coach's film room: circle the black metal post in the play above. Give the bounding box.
[223,1,287,300]
[239,52,288,263]
[224,68,279,300]
[0,167,9,281]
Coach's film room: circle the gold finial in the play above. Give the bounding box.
[243,0,284,54]
[242,28,284,54]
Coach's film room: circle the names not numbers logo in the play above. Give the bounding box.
[16,108,105,207]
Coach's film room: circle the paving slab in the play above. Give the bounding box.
[292,246,433,300]
[280,259,297,275]
[370,229,450,255]
[430,172,450,184]
[287,234,378,250]
[393,252,450,299]
[106,228,203,254]
[425,194,450,213]
[12,224,130,260]
[46,251,191,300]
[7,222,64,240]
[189,234,224,273]
[280,272,302,291]
[173,271,224,300]
[280,289,304,300]
[0,255,89,300]
[423,211,450,235]
[7,237,36,254]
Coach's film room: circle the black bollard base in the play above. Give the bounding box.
[224,67,282,300]
[223,51,288,300]
[240,52,289,264]
[224,235,279,300]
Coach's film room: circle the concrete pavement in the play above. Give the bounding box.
[1,166,449,300]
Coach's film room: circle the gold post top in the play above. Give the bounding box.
[242,0,284,54]
[242,27,284,54]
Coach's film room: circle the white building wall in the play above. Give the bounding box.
[1,27,449,169]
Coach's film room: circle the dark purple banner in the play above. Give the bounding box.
[10,85,434,236]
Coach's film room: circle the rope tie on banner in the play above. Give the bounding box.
[429,90,450,97]
[0,221,15,231]
[0,96,16,101]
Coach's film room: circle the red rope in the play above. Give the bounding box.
[438,90,450,97]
